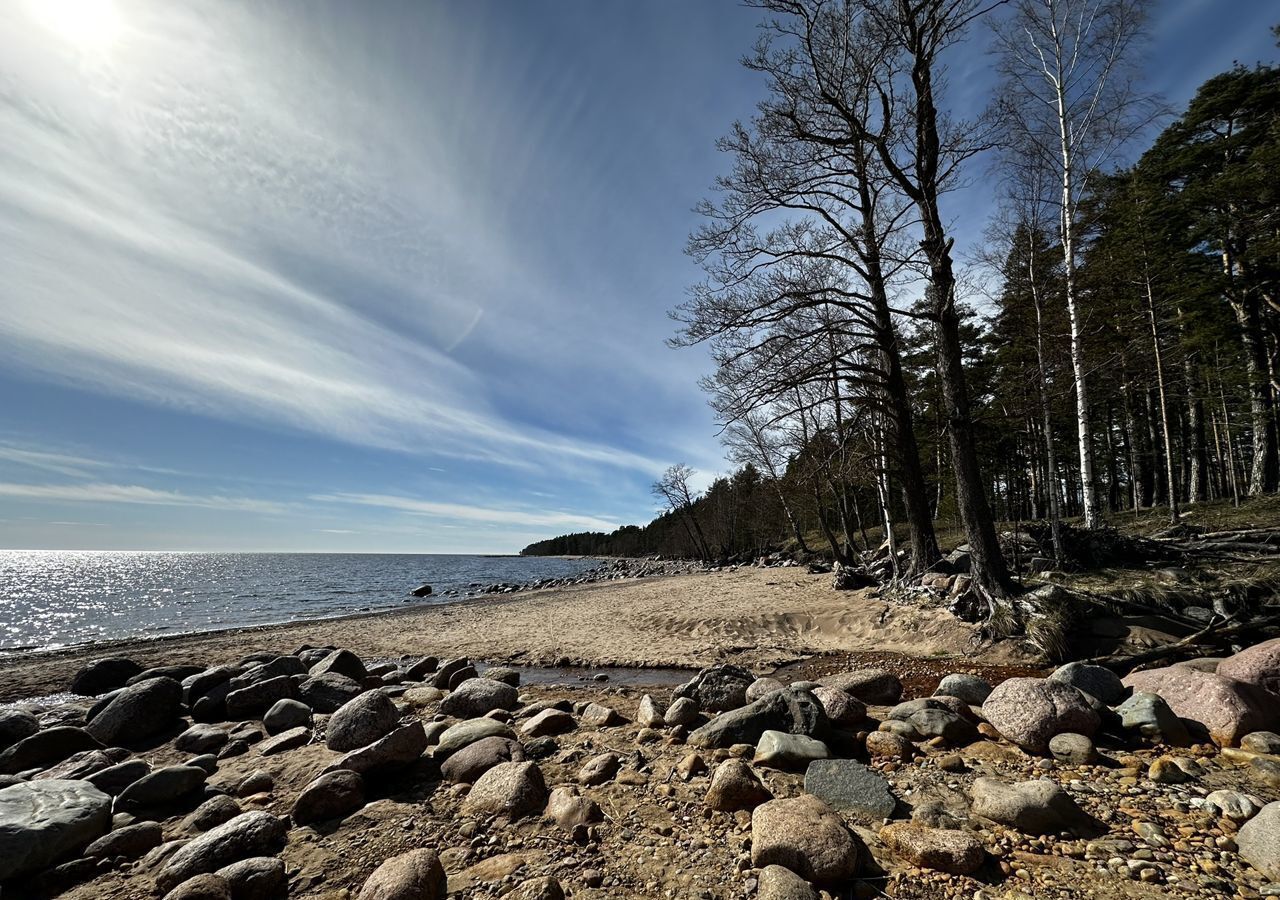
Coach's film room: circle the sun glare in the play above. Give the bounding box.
[28,0,124,52]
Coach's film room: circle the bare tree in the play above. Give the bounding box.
[721,410,812,552]
[652,464,713,560]
[991,0,1155,528]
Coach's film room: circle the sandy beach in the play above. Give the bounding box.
[0,567,1033,702]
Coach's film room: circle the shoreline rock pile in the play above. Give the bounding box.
[432,557,711,599]
[2,639,1280,897]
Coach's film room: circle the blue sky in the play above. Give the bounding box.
[1,0,1275,553]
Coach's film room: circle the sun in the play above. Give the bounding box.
[28,0,124,52]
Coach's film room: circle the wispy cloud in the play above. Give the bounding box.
[312,491,619,532]
[0,482,289,516]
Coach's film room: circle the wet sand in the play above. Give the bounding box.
[0,567,1035,702]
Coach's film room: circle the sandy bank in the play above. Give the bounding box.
[0,567,1034,701]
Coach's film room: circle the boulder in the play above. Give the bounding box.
[164,874,232,899]
[309,649,367,681]
[1238,800,1280,882]
[71,658,143,696]
[865,731,912,760]
[441,736,525,784]
[434,718,516,757]
[751,795,860,883]
[176,724,231,755]
[689,688,827,749]
[970,777,1093,834]
[86,759,150,796]
[34,746,127,780]
[1048,732,1096,765]
[117,765,208,810]
[326,691,401,752]
[325,721,427,775]
[982,677,1099,752]
[544,786,602,829]
[0,779,112,880]
[185,795,242,832]
[1049,662,1127,705]
[0,709,39,751]
[754,731,830,769]
[747,677,787,703]
[878,822,984,875]
[263,699,312,735]
[577,752,622,786]
[757,864,818,900]
[441,678,519,719]
[637,695,665,728]
[431,658,472,690]
[1123,665,1275,745]
[803,759,896,822]
[84,820,164,860]
[705,758,771,811]
[0,726,102,775]
[934,674,992,705]
[224,676,298,720]
[664,697,699,727]
[906,708,978,745]
[1243,731,1280,754]
[1115,691,1190,746]
[674,665,755,712]
[810,686,864,726]
[227,657,304,689]
[460,761,547,819]
[483,667,521,686]
[357,848,447,900]
[257,726,310,756]
[298,673,365,713]
[1220,637,1280,697]
[293,770,365,824]
[84,676,183,746]
[580,702,624,727]
[520,709,575,738]
[156,812,288,892]
[183,667,240,706]
[817,669,902,704]
[215,856,287,900]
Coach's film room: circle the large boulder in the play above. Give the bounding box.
[293,770,365,825]
[156,812,288,892]
[970,777,1094,834]
[309,649,367,682]
[878,823,984,875]
[357,848,446,900]
[1123,665,1276,745]
[674,665,755,712]
[117,765,208,810]
[0,726,102,775]
[982,677,1099,752]
[460,761,547,819]
[0,709,39,751]
[263,699,312,735]
[817,669,902,705]
[440,678,519,719]
[1219,637,1280,697]
[751,795,860,884]
[85,676,183,746]
[0,779,112,880]
[215,856,287,900]
[434,719,516,757]
[803,759,897,822]
[324,722,428,775]
[298,673,365,713]
[1238,800,1280,882]
[1049,662,1127,705]
[688,688,827,749]
[441,736,526,784]
[224,676,298,720]
[70,658,143,696]
[84,820,164,860]
[326,691,401,752]
[705,758,772,811]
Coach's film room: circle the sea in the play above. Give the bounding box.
[0,551,604,654]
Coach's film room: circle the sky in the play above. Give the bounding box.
[0,0,1275,553]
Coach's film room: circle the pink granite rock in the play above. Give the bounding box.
[1218,637,1280,697]
[1122,666,1276,746]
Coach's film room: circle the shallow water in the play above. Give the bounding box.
[0,551,603,653]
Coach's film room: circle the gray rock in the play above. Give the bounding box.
[817,668,902,704]
[0,779,112,880]
[156,811,288,892]
[803,759,896,822]
[263,699,312,735]
[1049,662,1127,705]
[906,708,978,745]
[0,726,103,775]
[224,676,298,720]
[70,658,143,696]
[747,677,786,702]
[689,688,827,749]
[579,702,624,727]
[434,718,516,757]
[325,721,427,775]
[84,676,183,746]
[460,761,547,819]
[511,875,564,900]
[1205,789,1261,822]
[356,848,446,900]
[1048,732,1096,765]
[256,726,310,756]
[236,770,273,797]
[326,691,401,752]
[431,658,472,690]
[1115,691,1190,746]
[34,746,127,780]
[440,678,519,719]
[309,649,367,681]
[86,759,150,796]
[674,664,755,712]
[1238,800,1280,882]
[183,666,241,706]
[185,795,242,832]
[544,785,602,829]
[878,822,985,875]
[0,709,39,751]
[293,770,365,824]
[636,695,665,728]
[164,873,232,899]
[664,696,699,727]
[84,820,163,859]
[577,752,621,786]
[483,667,521,686]
[705,758,772,811]
[970,777,1093,834]
[751,795,860,883]
[1242,731,1280,755]
[934,673,992,705]
[228,657,304,689]
[440,736,525,783]
[757,864,818,900]
[982,677,1099,752]
[176,725,231,755]
[519,708,575,738]
[117,765,208,810]
[298,673,365,713]
[754,730,830,769]
[810,686,864,726]
[215,856,287,900]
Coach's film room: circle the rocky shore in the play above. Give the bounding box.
[2,635,1280,898]
[435,558,711,599]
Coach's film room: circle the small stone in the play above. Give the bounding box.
[751,795,860,883]
[1049,732,1096,765]
[879,822,984,875]
[803,759,896,822]
[357,848,447,900]
[705,758,772,811]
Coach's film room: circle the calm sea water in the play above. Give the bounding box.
[0,551,603,653]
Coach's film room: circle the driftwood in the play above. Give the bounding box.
[1090,612,1280,674]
